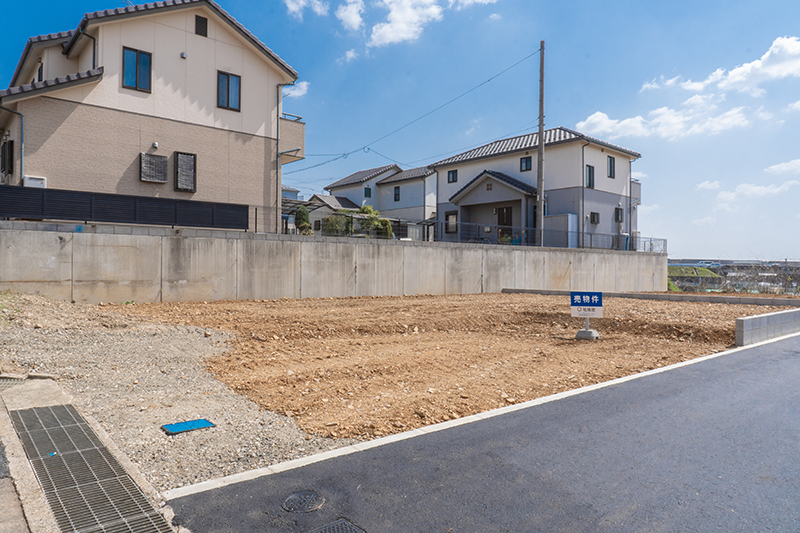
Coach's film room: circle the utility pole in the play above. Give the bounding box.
[536,40,545,246]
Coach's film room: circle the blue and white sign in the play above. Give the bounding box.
[570,291,603,318]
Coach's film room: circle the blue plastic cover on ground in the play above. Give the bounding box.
[161,419,215,435]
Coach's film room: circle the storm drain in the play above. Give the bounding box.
[9,404,172,533]
[308,518,367,533]
[0,377,24,391]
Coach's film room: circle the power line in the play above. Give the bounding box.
[284,48,540,176]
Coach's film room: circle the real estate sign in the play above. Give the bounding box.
[570,291,603,318]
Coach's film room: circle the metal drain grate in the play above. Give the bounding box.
[9,405,172,533]
[308,518,367,533]
[0,377,24,391]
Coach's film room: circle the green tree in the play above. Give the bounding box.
[357,205,381,234]
[376,219,393,239]
[321,210,354,236]
[295,205,313,235]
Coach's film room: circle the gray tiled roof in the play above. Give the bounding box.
[1,68,104,102]
[60,0,297,78]
[376,166,435,185]
[281,184,300,193]
[310,194,360,211]
[9,31,75,88]
[325,164,400,190]
[433,127,641,168]
[449,170,536,203]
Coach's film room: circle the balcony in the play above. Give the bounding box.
[280,113,305,164]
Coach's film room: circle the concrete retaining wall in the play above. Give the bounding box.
[735,309,800,346]
[0,221,667,303]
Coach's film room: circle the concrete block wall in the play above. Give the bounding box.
[0,222,667,303]
[735,309,800,346]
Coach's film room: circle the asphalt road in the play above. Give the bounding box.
[169,335,800,532]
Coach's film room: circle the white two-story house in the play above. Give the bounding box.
[0,0,304,232]
[324,164,436,223]
[432,127,641,247]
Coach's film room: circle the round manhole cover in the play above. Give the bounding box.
[283,491,325,513]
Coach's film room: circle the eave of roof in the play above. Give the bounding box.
[449,169,536,204]
[432,126,641,168]
[311,194,360,210]
[1,68,104,104]
[325,164,400,190]
[9,31,75,89]
[62,0,297,79]
[376,166,434,185]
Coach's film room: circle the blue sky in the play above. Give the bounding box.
[3,0,800,260]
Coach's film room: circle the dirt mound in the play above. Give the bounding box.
[124,293,793,440]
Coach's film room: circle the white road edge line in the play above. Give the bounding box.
[162,330,800,501]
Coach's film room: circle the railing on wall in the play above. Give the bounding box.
[0,185,249,230]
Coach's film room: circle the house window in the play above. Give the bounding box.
[447,170,458,183]
[314,220,321,231]
[394,186,400,202]
[486,183,492,191]
[445,211,458,233]
[123,47,151,92]
[607,156,615,178]
[590,212,600,225]
[586,165,595,189]
[195,15,208,37]
[1,140,14,175]
[217,71,241,111]
[37,62,43,83]
[364,186,371,198]
[140,152,168,183]
[175,152,197,192]
[520,156,532,172]
[614,207,624,223]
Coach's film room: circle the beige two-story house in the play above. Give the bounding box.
[0,0,304,232]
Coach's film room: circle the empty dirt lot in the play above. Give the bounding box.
[122,293,796,441]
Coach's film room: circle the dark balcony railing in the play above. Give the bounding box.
[0,185,249,230]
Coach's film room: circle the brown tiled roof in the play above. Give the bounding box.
[432,127,641,168]
[325,164,400,190]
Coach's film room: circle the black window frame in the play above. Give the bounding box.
[175,152,197,193]
[394,186,400,202]
[590,212,600,225]
[607,155,615,178]
[364,186,371,198]
[445,211,458,233]
[1,140,14,175]
[447,169,458,183]
[586,165,595,189]
[520,156,532,172]
[122,47,152,93]
[217,71,241,112]
[195,15,208,37]
[614,207,624,223]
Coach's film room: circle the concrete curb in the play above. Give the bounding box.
[162,330,800,502]
[501,288,800,307]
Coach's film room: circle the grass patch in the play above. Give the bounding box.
[668,266,722,278]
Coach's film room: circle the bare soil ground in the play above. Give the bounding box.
[123,293,795,441]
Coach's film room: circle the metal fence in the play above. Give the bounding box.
[434,221,667,253]
[0,185,249,230]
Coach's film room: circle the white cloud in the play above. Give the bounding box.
[717,180,799,202]
[786,100,800,111]
[488,13,502,21]
[449,0,498,8]
[679,68,725,92]
[368,0,444,47]
[692,216,716,226]
[639,204,659,216]
[336,0,365,31]
[718,36,800,96]
[696,180,720,190]
[640,79,659,92]
[756,106,773,120]
[283,81,310,98]
[714,203,739,213]
[764,159,800,175]
[284,0,329,19]
[576,105,748,140]
[632,171,648,180]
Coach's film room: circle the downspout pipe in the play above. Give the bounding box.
[78,27,97,69]
[276,81,296,234]
[580,140,590,248]
[0,105,24,185]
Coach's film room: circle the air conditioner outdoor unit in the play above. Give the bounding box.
[23,175,47,188]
